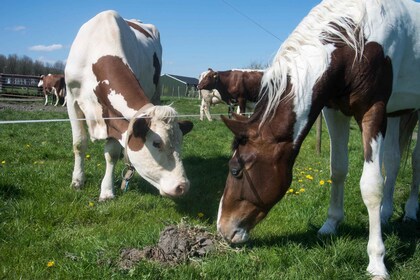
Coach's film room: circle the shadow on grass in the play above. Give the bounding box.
[0,183,24,200]
[173,155,229,224]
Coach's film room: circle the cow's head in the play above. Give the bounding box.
[197,68,218,90]
[126,105,193,197]
[37,75,45,87]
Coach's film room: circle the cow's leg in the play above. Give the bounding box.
[204,99,212,121]
[200,98,211,121]
[62,95,67,107]
[404,113,420,221]
[44,91,48,106]
[318,108,350,235]
[68,97,88,189]
[99,138,121,201]
[381,117,400,224]
[53,88,59,106]
[238,98,246,115]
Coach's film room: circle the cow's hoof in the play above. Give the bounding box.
[70,180,84,190]
[99,194,115,202]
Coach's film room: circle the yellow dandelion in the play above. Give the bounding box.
[298,179,303,183]
[287,188,294,194]
[319,180,325,186]
[1,160,5,164]
[47,261,55,267]
[26,144,31,148]
[299,188,305,193]
[300,171,305,175]
[308,167,312,171]
[295,191,300,195]
[86,154,91,159]
[327,179,332,184]
[197,212,204,218]
[305,175,313,180]
[88,202,95,207]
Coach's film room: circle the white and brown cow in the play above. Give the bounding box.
[65,10,193,201]
[37,74,66,106]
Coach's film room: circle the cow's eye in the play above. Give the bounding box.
[152,140,162,149]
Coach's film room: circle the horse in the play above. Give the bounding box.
[381,111,419,223]
[216,0,420,278]
[197,68,263,117]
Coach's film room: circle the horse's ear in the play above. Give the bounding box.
[232,112,248,121]
[221,115,247,137]
[208,68,213,71]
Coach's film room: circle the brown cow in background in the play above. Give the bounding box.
[38,74,66,106]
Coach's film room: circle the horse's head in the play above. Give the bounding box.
[197,68,218,90]
[218,112,296,243]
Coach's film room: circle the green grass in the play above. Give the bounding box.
[0,97,419,279]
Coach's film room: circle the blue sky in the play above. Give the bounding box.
[1,0,413,78]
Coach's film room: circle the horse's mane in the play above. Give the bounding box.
[259,0,371,125]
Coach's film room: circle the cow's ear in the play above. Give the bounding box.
[178,120,193,136]
[132,117,150,140]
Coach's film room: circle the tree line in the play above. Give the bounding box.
[0,54,65,76]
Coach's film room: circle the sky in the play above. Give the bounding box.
[1,0,416,78]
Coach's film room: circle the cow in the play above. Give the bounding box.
[37,74,66,106]
[197,68,263,118]
[65,10,193,201]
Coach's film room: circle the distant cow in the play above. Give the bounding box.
[197,68,263,117]
[37,74,66,106]
[65,10,193,201]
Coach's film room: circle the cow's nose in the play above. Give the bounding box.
[175,181,189,196]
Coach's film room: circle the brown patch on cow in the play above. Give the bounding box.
[126,20,152,38]
[153,52,161,87]
[92,55,150,140]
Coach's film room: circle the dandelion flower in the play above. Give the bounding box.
[327,179,332,184]
[287,188,294,194]
[305,175,313,180]
[89,202,95,207]
[1,160,5,164]
[298,179,303,183]
[299,188,305,193]
[197,212,204,218]
[319,180,325,186]
[295,191,300,195]
[47,261,55,267]
[86,154,91,159]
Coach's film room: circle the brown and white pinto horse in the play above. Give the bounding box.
[197,68,263,116]
[217,0,420,278]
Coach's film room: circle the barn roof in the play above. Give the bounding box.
[163,74,198,86]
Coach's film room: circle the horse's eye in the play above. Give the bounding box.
[230,167,243,178]
[153,140,162,149]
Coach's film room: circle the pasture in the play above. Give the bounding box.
[0,97,418,279]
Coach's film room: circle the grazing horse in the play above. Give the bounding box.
[217,0,420,278]
[197,68,263,117]
[381,112,420,223]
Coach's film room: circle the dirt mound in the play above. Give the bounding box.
[119,224,224,269]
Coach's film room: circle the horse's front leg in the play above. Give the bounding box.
[359,107,387,278]
[318,108,350,235]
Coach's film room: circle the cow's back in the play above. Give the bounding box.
[65,10,162,140]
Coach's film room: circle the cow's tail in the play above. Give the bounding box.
[399,111,418,166]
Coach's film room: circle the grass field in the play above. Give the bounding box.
[0,97,419,279]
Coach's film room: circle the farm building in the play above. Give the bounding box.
[159,74,199,98]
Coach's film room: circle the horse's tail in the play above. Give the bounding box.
[399,111,418,163]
